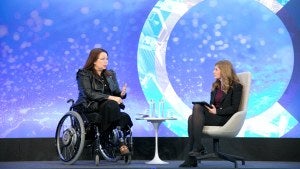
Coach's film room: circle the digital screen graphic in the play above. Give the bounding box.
[1,0,299,138]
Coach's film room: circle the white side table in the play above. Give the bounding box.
[135,117,177,164]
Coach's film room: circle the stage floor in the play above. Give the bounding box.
[0,160,299,169]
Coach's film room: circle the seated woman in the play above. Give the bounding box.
[73,48,133,155]
[179,60,243,167]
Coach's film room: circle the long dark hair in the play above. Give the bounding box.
[83,48,111,76]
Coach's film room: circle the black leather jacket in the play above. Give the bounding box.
[74,69,126,111]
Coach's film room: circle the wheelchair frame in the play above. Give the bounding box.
[55,100,133,165]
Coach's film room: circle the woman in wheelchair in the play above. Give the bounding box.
[74,47,133,154]
[55,48,133,165]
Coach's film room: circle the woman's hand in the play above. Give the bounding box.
[121,83,127,97]
[206,104,217,114]
[108,95,123,104]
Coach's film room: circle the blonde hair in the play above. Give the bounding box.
[212,60,239,93]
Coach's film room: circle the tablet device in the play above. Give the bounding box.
[192,101,213,108]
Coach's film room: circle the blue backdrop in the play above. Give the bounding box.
[0,0,299,138]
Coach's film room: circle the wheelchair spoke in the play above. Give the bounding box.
[63,145,70,160]
[56,111,85,164]
[56,110,134,164]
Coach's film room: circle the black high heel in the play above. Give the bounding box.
[188,146,207,157]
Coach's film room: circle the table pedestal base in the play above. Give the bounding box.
[145,156,169,164]
[135,117,176,165]
[145,119,168,164]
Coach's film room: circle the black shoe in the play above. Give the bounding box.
[188,148,207,157]
[179,160,197,167]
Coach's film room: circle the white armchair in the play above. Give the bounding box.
[198,72,251,168]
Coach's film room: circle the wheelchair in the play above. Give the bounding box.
[55,99,133,165]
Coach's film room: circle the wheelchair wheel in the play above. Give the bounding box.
[124,154,132,164]
[55,111,85,164]
[99,140,122,162]
[98,127,133,163]
[95,154,100,166]
[97,129,123,162]
[124,128,133,164]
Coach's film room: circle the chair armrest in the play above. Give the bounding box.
[202,110,247,138]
